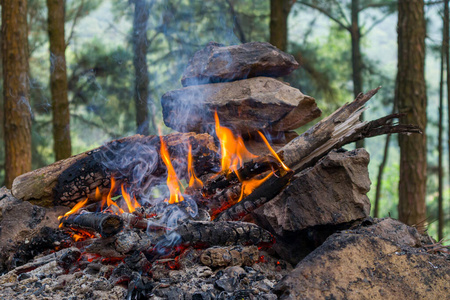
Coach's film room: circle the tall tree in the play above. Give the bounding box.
[270,0,295,51]
[1,0,32,188]
[438,1,446,240]
[396,0,427,230]
[47,0,72,161]
[132,0,152,136]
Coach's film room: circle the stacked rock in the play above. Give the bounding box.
[161,42,321,149]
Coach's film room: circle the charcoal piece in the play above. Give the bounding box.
[192,291,213,300]
[60,212,123,237]
[57,248,81,270]
[162,77,319,133]
[181,42,299,86]
[214,277,238,293]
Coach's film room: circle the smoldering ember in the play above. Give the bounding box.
[0,42,449,300]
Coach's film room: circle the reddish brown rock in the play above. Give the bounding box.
[181,42,299,87]
[251,149,371,264]
[274,219,450,299]
[162,77,320,133]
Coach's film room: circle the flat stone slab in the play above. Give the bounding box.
[181,42,299,87]
[162,77,320,133]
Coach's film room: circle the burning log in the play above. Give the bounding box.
[59,212,124,237]
[208,88,421,222]
[11,133,219,207]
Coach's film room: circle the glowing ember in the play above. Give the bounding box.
[257,131,290,172]
[187,143,203,189]
[214,111,257,174]
[160,135,184,204]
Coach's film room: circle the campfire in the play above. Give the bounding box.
[1,42,434,300]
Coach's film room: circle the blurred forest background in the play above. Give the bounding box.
[1,0,449,242]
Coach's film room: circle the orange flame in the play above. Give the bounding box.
[257,131,290,172]
[214,112,257,173]
[58,197,89,221]
[188,143,203,189]
[160,136,184,204]
[121,184,141,213]
[237,172,273,202]
[106,177,124,214]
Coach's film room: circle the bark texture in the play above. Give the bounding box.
[132,0,151,135]
[2,0,32,188]
[396,0,427,229]
[269,0,292,51]
[351,0,365,148]
[47,0,72,161]
[11,133,219,207]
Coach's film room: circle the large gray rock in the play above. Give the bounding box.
[251,149,371,264]
[181,42,299,87]
[162,76,320,133]
[274,219,450,299]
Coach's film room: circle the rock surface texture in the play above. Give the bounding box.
[181,42,299,86]
[0,187,68,273]
[162,76,320,133]
[274,218,450,299]
[251,148,371,264]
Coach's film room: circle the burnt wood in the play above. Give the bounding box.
[12,133,219,207]
[59,212,124,237]
[156,221,274,248]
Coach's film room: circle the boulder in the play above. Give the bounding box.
[0,187,68,273]
[251,149,371,264]
[162,76,320,133]
[274,219,450,299]
[181,42,299,87]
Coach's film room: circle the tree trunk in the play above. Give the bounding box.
[1,0,32,188]
[438,10,445,240]
[445,0,450,231]
[47,0,72,161]
[270,0,292,51]
[396,0,427,230]
[132,0,152,135]
[351,0,364,148]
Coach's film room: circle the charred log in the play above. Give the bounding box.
[156,221,274,249]
[214,169,293,221]
[277,87,421,173]
[60,212,124,237]
[12,133,219,207]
